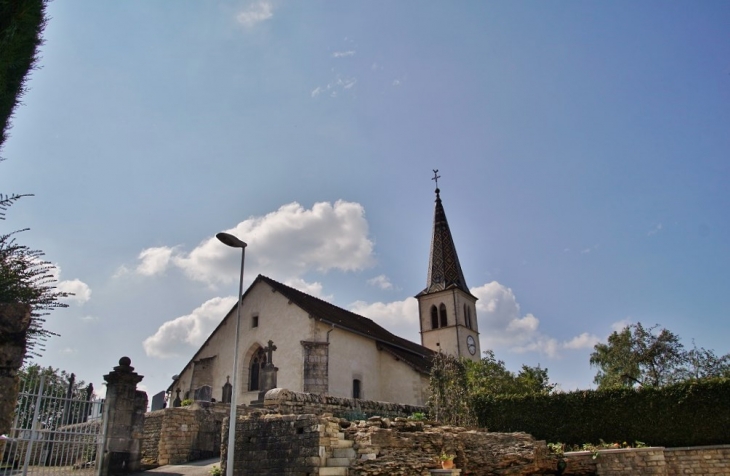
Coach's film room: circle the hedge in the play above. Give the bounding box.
[472,378,730,447]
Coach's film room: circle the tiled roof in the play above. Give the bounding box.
[258,275,435,374]
[419,188,472,297]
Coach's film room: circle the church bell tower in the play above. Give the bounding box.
[416,173,481,361]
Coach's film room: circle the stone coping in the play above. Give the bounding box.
[565,446,664,455]
[664,444,730,452]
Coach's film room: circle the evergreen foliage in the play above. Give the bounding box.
[0,0,47,152]
[472,378,730,447]
[0,231,66,357]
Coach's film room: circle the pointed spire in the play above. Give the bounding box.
[421,182,469,295]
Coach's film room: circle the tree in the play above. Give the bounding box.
[590,322,729,389]
[0,232,66,357]
[1,0,48,152]
[428,350,555,426]
[464,350,555,397]
[0,0,60,358]
[15,364,91,430]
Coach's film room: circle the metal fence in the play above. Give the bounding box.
[1,375,105,476]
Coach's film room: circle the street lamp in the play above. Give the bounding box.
[216,232,247,476]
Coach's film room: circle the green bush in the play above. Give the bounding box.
[472,378,730,447]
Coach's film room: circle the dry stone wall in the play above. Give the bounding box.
[345,416,552,476]
[221,412,326,476]
[264,388,426,419]
[664,445,730,475]
[142,402,235,467]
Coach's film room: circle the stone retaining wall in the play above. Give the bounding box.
[562,445,730,475]
[345,416,552,476]
[142,402,241,467]
[664,445,730,475]
[221,412,329,476]
[263,388,426,419]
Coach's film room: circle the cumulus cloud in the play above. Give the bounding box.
[237,1,273,27]
[563,332,600,350]
[349,297,420,341]
[143,296,238,358]
[129,201,374,288]
[50,264,92,305]
[471,281,594,358]
[367,274,393,290]
[136,247,174,276]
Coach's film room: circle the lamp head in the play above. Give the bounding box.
[216,232,247,249]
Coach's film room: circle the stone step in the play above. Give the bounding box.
[332,438,354,449]
[333,448,357,459]
[335,449,356,458]
[319,468,348,476]
[326,457,354,467]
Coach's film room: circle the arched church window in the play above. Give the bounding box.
[439,303,448,327]
[430,305,439,329]
[467,306,473,329]
[463,304,468,328]
[249,348,267,391]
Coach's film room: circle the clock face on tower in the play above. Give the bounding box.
[467,335,476,355]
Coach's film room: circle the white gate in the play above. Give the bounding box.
[1,375,105,476]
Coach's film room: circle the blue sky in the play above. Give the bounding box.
[3,1,729,397]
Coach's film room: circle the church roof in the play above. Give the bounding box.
[257,275,435,374]
[418,187,473,297]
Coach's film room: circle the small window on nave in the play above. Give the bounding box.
[353,379,361,399]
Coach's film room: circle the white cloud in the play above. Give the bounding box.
[79,315,99,323]
[367,274,393,290]
[57,279,92,304]
[50,264,92,305]
[143,296,238,358]
[332,50,355,58]
[349,297,419,341]
[128,201,374,288]
[563,332,600,350]
[283,278,326,299]
[311,87,322,98]
[236,1,273,27]
[611,319,632,332]
[392,79,401,86]
[472,282,560,358]
[60,347,77,355]
[136,247,174,276]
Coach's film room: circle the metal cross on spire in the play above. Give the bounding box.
[432,169,441,189]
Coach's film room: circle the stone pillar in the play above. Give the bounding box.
[0,303,31,435]
[101,357,147,476]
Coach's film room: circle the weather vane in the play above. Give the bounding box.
[432,169,441,188]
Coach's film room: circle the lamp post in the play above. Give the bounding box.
[216,232,247,476]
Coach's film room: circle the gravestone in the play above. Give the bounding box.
[251,340,279,406]
[222,376,232,404]
[194,385,212,402]
[172,388,182,408]
[151,391,166,411]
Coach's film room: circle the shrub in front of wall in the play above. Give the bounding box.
[472,378,730,447]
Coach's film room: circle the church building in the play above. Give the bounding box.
[168,185,481,407]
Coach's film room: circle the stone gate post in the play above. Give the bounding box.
[100,357,147,476]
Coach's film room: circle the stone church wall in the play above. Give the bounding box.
[263,388,426,419]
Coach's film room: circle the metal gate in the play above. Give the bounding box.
[1,375,105,476]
